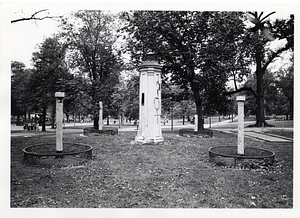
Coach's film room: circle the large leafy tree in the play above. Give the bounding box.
[243,70,282,116]
[31,36,69,131]
[228,12,294,126]
[59,10,123,129]
[275,54,294,120]
[122,11,246,130]
[11,61,33,124]
[121,72,140,122]
[58,74,91,122]
[161,80,194,124]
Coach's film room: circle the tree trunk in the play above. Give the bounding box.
[16,115,20,126]
[253,45,269,127]
[51,105,55,129]
[42,105,46,131]
[255,66,265,127]
[289,98,293,120]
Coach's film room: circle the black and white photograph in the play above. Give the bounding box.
[0,0,298,217]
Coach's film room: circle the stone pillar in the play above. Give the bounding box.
[237,95,246,155]
[99,101,103,131]
[55,92,65,153]
[135,54,164,144]
[194,114,198,132]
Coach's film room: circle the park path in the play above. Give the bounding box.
[11,119,293,143]
[213,129,293,143]
[209,118,293,143]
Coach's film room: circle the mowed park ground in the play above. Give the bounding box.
[9,117,295,210]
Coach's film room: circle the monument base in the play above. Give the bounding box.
[135,136,164,144]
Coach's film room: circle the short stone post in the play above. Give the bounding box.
[194,114,198,132]
[237,96,246,155]
[55,92,65,154]
[99,101,103,131]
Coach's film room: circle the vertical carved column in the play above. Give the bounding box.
[194,114,198,132]
[55,92,65,153]
[237,96,246,155]
[99,101,103,131]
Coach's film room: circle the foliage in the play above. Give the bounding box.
[11,61,33,121]
[274,54,294,119]
[62,75,91,121]
[59,10,123,128]
[122,72,140,121]
[121,11,246,130]
[233,13,294,126]
[30,36,70,130]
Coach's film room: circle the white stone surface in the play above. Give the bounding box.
[135,59,164,144]
[236,95,246,102]
[194,114,198,132]
[237,96,245,155]
[99,101,103,131]
[55,92,64,152]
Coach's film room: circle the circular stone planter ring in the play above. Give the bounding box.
[23,143,93,167]
[83,127,118,136]
[209,146,275,167]
[179,128,213,137]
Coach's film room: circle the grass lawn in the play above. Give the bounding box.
[11,130,293,208]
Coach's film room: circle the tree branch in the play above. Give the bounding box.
[262,43,292,72]
[223,86,257,98]
[11,9,62,23]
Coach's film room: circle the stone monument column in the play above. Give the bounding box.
[135,54,164,144]
[55,92,65,153]
[237,95,246,155]
[194,114,198,132]
[99,101,103,131]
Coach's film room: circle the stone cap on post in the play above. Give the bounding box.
[55,92,65,99]
[139,52,162,70]
[236,95,246,102]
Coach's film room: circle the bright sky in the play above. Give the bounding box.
[9,4,77,67]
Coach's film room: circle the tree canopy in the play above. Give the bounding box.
[227,13,294,126]
[59,10,124,129]
[122,11,247,130]
[11,10,294,129]
[30,36,70,130]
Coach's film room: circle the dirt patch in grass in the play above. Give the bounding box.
[11,131,293,208]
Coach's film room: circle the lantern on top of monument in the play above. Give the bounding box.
[135,53,164,144]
